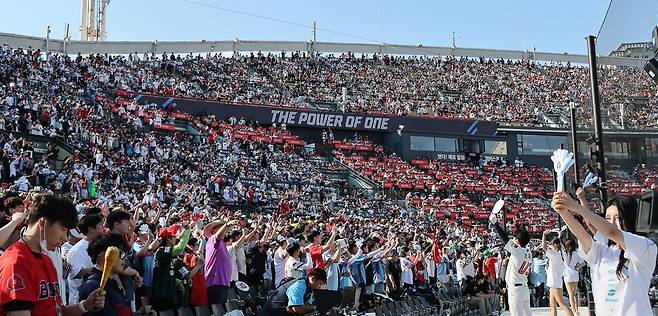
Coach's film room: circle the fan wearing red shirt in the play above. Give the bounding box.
[305,227,337,271]
[0,194,105,316]
[482,250,497,280]
[431,238,442,262]
[278,199,290,215]
[183,237,208,308]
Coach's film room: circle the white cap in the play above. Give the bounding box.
[69,229,83,239]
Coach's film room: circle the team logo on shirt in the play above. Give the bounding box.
[178,266,190,278]
[38,281,60,300]
[7,274,25,293]
[517,261,531,276]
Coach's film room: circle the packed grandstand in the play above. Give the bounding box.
[0,39,657,316]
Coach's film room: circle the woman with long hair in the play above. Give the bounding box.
[562,238,583,315]
[541,230,574,316]
[552,193,657,316]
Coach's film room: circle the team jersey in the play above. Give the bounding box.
[503,240,532,286]
[152,229,191,306]
[350,254,366,286]
[371,258,386,285]
[183,253,207,307]
[339,259,353,288]
[0,241,64,316]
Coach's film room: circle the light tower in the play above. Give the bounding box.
[80,0,110,41]
[97,0,108,41]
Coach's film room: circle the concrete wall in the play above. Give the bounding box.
[0,32,645,67]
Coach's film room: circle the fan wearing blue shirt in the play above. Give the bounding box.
[259,268,327,315]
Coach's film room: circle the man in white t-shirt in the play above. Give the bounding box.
[322,243,342,291]
[94,151,103,166]
[425,252,436,285]
[273,238,288,287]
[285,243,304,280]
[65,214,103,304]
[456,253,475,283]
[463,255,476,279]
[399,248,415,289]
[225,228,257,282]
[456,255,465,282]
[494,222,532,316]
[61,228,83,259]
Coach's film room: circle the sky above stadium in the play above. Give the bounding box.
[1,0,610,54]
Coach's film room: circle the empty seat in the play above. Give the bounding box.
[227,288,238,300]
[210,304,226,316]
[225,300,241,312]
[193,306,212,316]
[177,307,194,316]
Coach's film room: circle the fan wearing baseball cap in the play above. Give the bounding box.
[150,225,196,312]
[133,223,156,309]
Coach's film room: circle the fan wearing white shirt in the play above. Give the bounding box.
[94,151,103,166]
[541,230,573,316]
[456,254,475,284]
[273,237,288,288]
[65,214,104,304]
[225,227,258,282]
[553,193,658,316]
[285,243,305,280]
[263,242,275,290]
[399,248,415,289]
[61,228,83,260]
[562,238,584,315]
[399,247,422,291]
[322,242,342,291]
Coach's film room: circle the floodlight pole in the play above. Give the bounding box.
[45,25,51,61]
[586,35,607,207]
[586,34,606,316]
[569,102,580,187]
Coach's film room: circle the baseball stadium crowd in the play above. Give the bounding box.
[3,45,658,131]
[0,45,657,316]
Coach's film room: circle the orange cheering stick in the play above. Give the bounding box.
[99,246,120,290]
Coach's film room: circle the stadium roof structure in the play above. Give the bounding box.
[608,41,654,59]
[0,31,645,68]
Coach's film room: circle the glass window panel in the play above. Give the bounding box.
[410,136,435,151]
[520,135,567,156]
[484,140,507,155]
[434,137,457,152]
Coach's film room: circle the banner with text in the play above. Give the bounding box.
[270,109,389,130]
[130,94,497,135]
